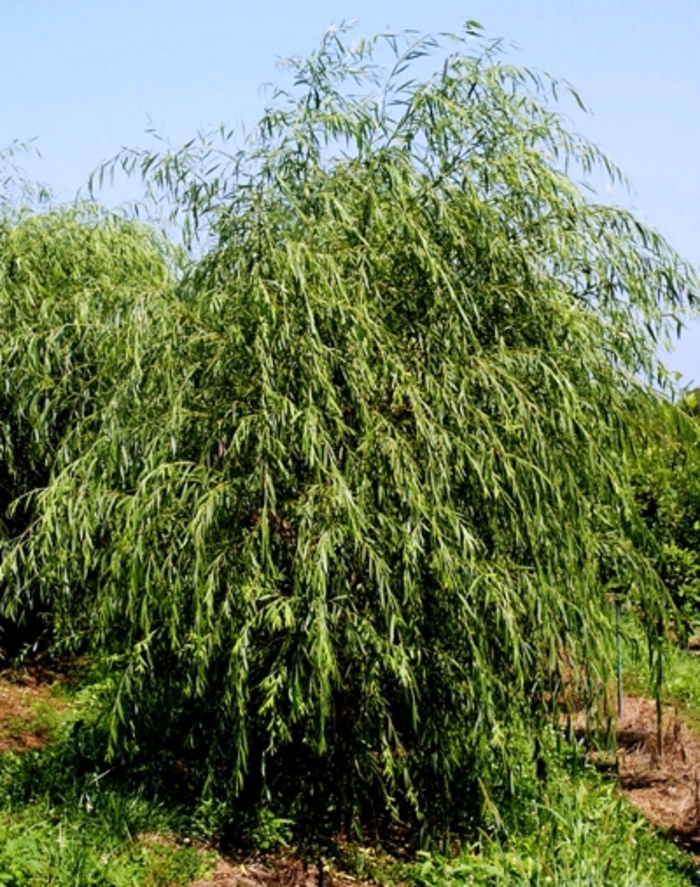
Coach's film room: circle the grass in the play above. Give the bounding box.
[331,630,700,887]
[0,762,216,887]
[329,749,700,887]
[0,670,216,887]
[621,620,700,724]
[0,814,208,887]
[396,771,700,886]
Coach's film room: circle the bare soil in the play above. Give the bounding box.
[191,856,378,887]
[616,695,700,856]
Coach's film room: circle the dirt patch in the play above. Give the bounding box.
[0,669,64,753]
[191,856,380,887]
[615,696,700,855]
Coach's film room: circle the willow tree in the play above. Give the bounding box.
[3,26,697,835]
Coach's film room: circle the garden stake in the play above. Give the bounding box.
[616,596,624,719]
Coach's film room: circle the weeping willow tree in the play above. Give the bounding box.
[2,26,698,835]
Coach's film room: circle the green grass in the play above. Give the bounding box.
[622,622,700,723]
[0,813,209,887]
[375,631,700,887]
[645,644,700,729]
[398,774,699,886]
[329,637,700,887]
[330,754,699,887]
[0,674,216,887]
[0,756,215,887]
[0,768,216,887]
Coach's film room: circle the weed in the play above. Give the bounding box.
[247,808,295,852]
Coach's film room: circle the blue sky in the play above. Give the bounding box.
[3,0,699,382]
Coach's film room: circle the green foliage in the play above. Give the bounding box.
[245,808,295,851]
[632,399,700,628]
[2,25,698,838]
[623,628,700,728]
[0,205,175,654]
[403,775,698,886]
[0,141,51,212]
[335,735,699,886]
[0,673,694,887]
[0,813,211,887]
[0,206,173,526]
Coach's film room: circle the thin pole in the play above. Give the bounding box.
[616,597,624,719]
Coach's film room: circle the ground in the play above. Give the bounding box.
[1,668,700,885]
[617,695,700,857]
[191,857,374,887]
[0,667,65,752]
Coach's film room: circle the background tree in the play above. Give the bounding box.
[0,206,174,655]
[1,26,697,839]
[632,394,700,633]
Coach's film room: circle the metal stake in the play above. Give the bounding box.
[615,596,624,719]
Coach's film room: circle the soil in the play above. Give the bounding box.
[191,856,376,887]
[616,695,700,856]
[0,668,62,752]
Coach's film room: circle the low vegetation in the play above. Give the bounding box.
[0,665,698,885]
[0,670,215,887]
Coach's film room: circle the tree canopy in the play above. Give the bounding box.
[1,26,698,838]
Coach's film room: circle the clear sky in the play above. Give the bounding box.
[3,0,699,383]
